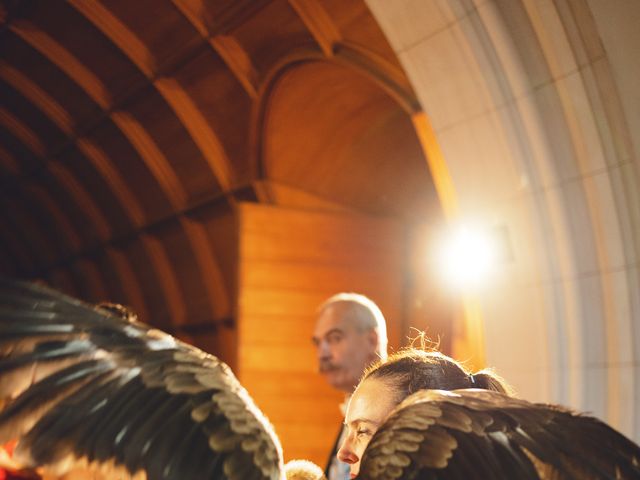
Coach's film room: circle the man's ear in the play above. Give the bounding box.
[367,329,379,351]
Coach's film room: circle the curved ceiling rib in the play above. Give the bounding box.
[0,106,111,246]
[288,0,341,57]
[0,144,19,174]
[0,107,46,158]
[0,60,75,134]
[171,0,259,99]
[9,19,112,110]
[14,2,232,324]
[3,11,220,321]
[140,233,187,326]
[46,162,111,242]
[181,217,230,318]
[110,111,188,209]
[105,247,150,322]
[67,0,235,192]
[0,60,146,228]
[8,18,188,211]
[251,45,420,181]
[75,139,145,228]
[23,183,82,252]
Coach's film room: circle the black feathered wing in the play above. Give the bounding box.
[0,278,283,480]
[358,389,640,480]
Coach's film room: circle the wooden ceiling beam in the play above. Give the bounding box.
[23,182,83,252]
[6,16,189,211]
[0,60,146,228]
[0,106,47,158]
[110,111,188,210]
[75,139,145,228]
[0,215,35,273]
[0,60,75,135]
[66,0,156,78]
[67,0,236,192]
[9,19,112,110]
[140,233,187,326]
[171,0,259,99]
[105,247,150,322]
[288,0,342,57]
[154,77,234,191]
[46,162,111,242]
[180,217,230,318]
[0,144,20,175]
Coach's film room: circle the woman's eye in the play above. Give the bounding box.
[356,429,371,437]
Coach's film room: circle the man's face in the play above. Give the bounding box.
[312,306,377,393]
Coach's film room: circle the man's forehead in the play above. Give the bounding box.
[314,306,356,335]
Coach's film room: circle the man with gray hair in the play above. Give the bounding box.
[312,293,388,480]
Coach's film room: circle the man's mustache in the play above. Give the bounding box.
[319,360,339,373]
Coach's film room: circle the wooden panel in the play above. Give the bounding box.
[237,203,405,464]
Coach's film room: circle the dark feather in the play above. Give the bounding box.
[358,389,640,480]
[0,278,283,480]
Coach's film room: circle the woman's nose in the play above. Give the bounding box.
[337,439,359,465]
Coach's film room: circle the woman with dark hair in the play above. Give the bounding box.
[336,348,512,478]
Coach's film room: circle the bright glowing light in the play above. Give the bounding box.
[435,225,497,289]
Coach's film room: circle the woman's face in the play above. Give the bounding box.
[337,377,398,478]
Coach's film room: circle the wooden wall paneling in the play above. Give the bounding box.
[237,203,406,464]
[252,179,356,212]
[288,0,342,57]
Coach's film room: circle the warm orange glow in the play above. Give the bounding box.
[412,111,486,369]
[411,111,458,219]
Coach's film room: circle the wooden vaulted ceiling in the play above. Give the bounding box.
[0,0,441,358]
